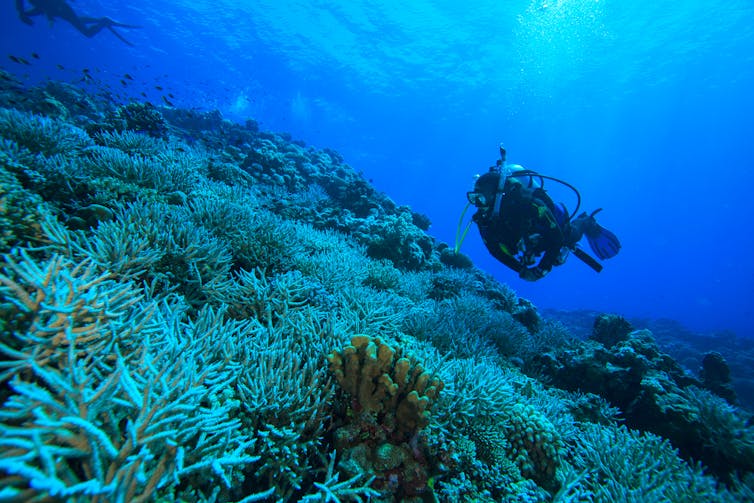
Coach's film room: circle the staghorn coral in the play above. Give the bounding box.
[403,291,532,361]
[432,356,573,496]
[94,129,166,156]
[292,227,371,292]
[187,192,303,274]
[561,423,730,502]
[80,144,203,194]
[336,286,412,339]
[362,258,402,292]
[0,107,92,158]
[58,200,234,310]
[434,358,519,434]
[0,250,150,384]
[300,451,379,502]
[0,253,262,502]
[0,122,92,209]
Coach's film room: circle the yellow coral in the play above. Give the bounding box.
[327,335,443,438]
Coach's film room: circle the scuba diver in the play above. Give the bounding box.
[456,145,621,281]
[15,0,140,46]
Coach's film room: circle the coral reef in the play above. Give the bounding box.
[700,351,738,405]
[530,327,754,481]
[0,74,752,502]
[109,102,169,139]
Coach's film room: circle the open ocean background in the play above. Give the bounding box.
[2,0,753,338]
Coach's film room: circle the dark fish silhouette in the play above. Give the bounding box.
[8,55,30,65]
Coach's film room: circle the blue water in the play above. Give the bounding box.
[2,0,753,337]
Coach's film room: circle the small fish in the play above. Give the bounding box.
[8,55,21,64]
[120,79,127,86]
[83,68,90,73]
[168,93,174,98]
[162,96,174,106]
[124,73,134,80]
[56,64,64,70]
[140,92,147,97]
[31,52,40,59]
[155,85,163,91]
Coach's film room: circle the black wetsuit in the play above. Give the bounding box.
[473,171,569,281]
[15,0,138,45]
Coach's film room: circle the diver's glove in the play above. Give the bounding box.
[582,209,621,260]
[519,267,544,282]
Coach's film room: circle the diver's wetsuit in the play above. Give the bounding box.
[473,171,568,281]
[15,0,138,46]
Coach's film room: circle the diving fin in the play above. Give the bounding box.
[103,17,141,47]
[584,209,621,260]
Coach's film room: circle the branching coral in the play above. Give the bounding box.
[0,250,150,383]
[80,145,202,194]
[401,291,533,362]
[0,253,261,502]
[0,107,92,157]
[50,200,235,310]
[300,451,379,502]
[562,423,725,502]
[233,305,336,500]
[94,129,165,156]
[187,194,302,274]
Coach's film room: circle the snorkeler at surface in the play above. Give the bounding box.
[15,0,140,46]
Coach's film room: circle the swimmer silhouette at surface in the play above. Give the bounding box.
[15,0,141,46]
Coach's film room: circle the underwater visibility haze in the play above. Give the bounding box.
[2,0,753,337]
[4,1,754,501]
